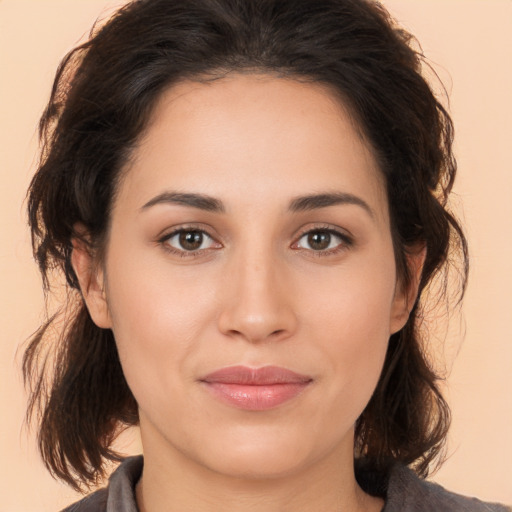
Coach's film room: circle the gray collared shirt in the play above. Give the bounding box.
[61,456,511,512]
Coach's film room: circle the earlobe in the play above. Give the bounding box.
[390,245,426,334]
[71,234,112,329]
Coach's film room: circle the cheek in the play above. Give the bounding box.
[103,245,221,409]
[301,253,396,413]
[106,223,219,337]
[316,290,391,380]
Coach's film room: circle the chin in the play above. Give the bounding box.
[188,425,337,481]
[207,445,310,480]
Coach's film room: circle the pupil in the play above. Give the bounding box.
[308,231,330,250]
[179,231,203,250]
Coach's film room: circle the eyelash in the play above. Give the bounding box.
[157,225,353,258]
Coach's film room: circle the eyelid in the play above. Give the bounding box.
[293,223,353,241]
[156,222,220,242]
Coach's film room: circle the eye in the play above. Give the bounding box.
[162,229,219,253]
[293,228,352,253]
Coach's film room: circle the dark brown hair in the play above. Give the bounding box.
[24,0,468,492]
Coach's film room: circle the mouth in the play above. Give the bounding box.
[199,365,313,411]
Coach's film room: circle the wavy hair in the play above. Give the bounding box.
[24,0,468,491]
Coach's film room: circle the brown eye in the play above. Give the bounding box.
[307,231,331,250]
[164,229,218,253]
[294,228,352,254]
[179,231,204,251]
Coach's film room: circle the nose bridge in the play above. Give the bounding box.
[218,239,296,343]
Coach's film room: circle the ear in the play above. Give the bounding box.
[389,244,426,335]
[71,231,112,329]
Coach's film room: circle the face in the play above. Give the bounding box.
[77,74,412,479]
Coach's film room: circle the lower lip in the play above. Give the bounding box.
[202,382,310,411]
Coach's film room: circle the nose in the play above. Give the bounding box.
[217,248,298,344]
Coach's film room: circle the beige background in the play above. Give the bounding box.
[1,1,511,510]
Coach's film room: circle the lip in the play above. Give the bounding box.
[200,366,312,411]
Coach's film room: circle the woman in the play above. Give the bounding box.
[22,0,510,511]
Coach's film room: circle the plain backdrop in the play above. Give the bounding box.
[1,1,511,510]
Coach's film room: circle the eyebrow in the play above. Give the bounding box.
[141,192,225,212]
[141,190,374,218]
[288,192,375,219]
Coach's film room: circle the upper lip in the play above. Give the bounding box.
[200,365,312,385]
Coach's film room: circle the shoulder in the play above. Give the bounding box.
[385,464,511,512]
[60,456,143,512]
[60,488,108,512]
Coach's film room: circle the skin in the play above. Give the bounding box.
[73,74,422,512]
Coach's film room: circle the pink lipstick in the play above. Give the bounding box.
[200,366,312,411]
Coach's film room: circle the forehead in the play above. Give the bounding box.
[117,73,388,221]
